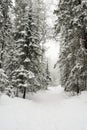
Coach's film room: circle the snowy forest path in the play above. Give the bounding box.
[0,86,87,130]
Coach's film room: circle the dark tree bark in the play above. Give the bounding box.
[84,77,86,89]
[16,88,19,97]
[76,78,80,95]
[23,87,26,99]
[78,0,81,4]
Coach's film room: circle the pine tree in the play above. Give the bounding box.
[12,65,35,98]
[0,0,13,93]
[45,60,51,86]
[54,0,87,93]
[35,0,50,89]
[38,47,48,89]
[12,0,47,98]
[12,0,32,98]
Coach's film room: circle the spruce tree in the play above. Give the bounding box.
[45,60,51,86]
[0,0,13,92]
[54,0,87,93]
[12,0,47,98]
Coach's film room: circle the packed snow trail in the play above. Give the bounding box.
[0,86,87,130]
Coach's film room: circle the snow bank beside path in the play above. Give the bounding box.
[0,86,87,130]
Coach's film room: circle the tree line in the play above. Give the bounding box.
[0,0,51,98]
[54,0,87,94]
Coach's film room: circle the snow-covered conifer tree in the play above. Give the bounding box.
[0,0,13,92]
[54,0,87,92]
[12,0,47,98]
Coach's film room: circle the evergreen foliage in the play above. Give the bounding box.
[0,0,50,98]
[0,0,13,92]
[54,0,87,93]
[11,0,48,98]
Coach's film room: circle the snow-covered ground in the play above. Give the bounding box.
[0,86,87,130]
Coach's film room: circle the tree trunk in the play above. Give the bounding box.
[76,78,80,95]
[84,77,86,89]
[23,87,26,99]
[16,87,19,97]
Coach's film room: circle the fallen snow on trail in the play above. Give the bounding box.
[0,86,87,130]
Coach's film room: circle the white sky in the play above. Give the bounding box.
[45,40,59,63]
[45,0,58,27]
[12,0,15,6]
[44,0,59,63]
